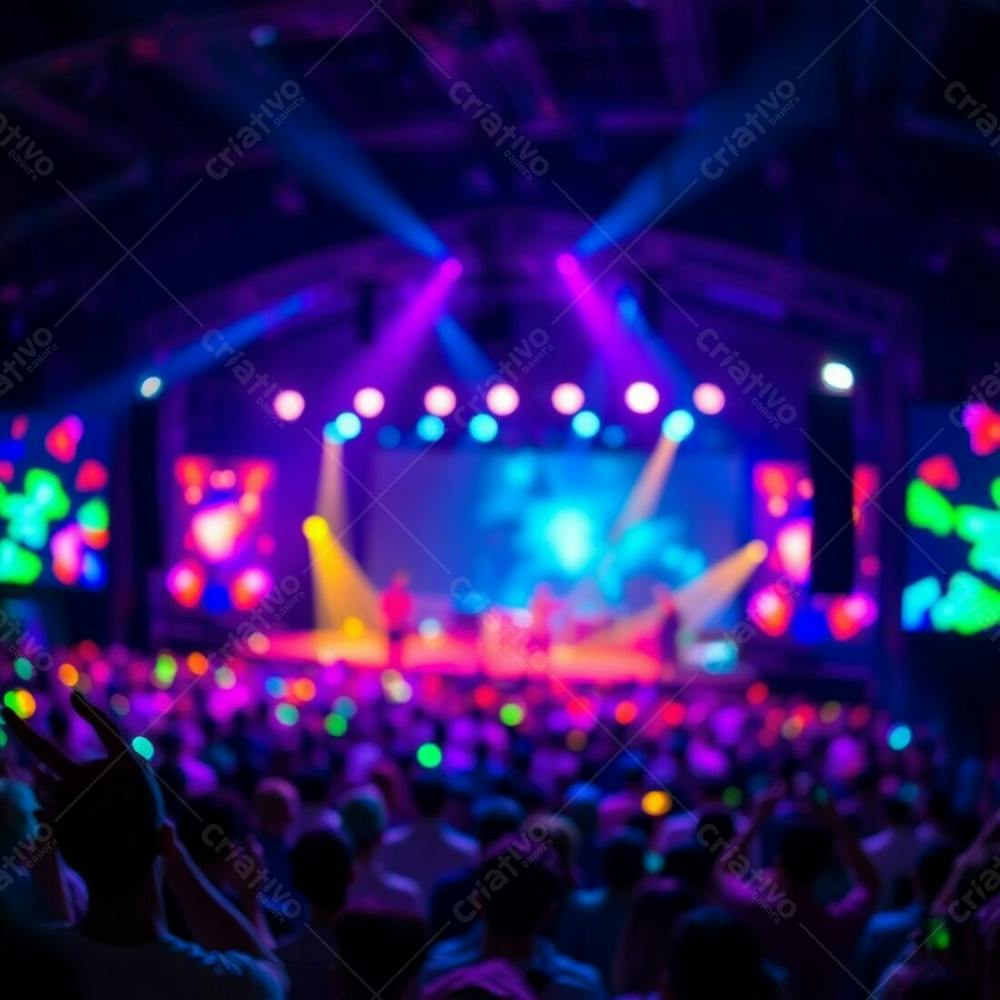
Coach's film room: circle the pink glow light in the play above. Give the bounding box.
[555,253,579,276]
[485,383,519,416]
[693,383,726,415]
[551,382,585,415]
[191,503,247,562]
[353,387,385,419]
[424,385,457,417]
[624,381,660,414]
[273,389,305,422]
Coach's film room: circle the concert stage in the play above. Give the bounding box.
[243,626,749,686]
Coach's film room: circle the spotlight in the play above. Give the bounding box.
[424,385,457,417]
[551,382,584,415]
[662,409,695,442]
[273,389,305,422]
[416,414,445,442]
[353,387,385,418]
[746,539,769,563]
[138,374,163,399]
[572,410,601,438]
[820,361,854,394]
[485,383,519,416]
[692,383,725,415]
[624,381,660,414]
[302,515,330,541]
[468,413,498,442]
[325,412,361,442]
[555,253,580,276]
[441,257,463,280]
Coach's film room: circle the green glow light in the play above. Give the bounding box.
[13,657,33,681]
[930,572,1000,634]
[906,480,953,537]
[132,736,155,760]
[499,702,525,727]
[153,653,178,689]
[0,540,43,584]
[275,703,299,726]
[77,497,109,532]
[416,742,443,768]
[324,712,348,737]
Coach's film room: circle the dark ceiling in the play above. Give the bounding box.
[1,0,997,407]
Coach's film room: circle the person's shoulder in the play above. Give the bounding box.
[152,936,287,999]
[540,940,605,994]
[382,824,414,847]
[442,826,478,855]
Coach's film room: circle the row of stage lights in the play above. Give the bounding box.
[271,379,714,446]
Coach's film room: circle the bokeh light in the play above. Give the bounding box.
[571,410,601,438]
[821,361,855,394]
[302,515,330,541]
[485,383,519,416]
[353,387,385,419]
[424,385,457,417]
[416,742,443,768]
[693,383,726,415]
[555,252,580,276]
[417,414,446,442]
[499,702,525,727]
[138,374,163,399]
[333,411,362,441]
[469,413,499,443]
[131,736,155,760]
[624,381,660,414]
[662,409,695,442]
[887,723,912,751]
[551,382,585,416]
[641,790,672,816]
[273,389,305,422]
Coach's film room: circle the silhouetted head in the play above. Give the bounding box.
[615,878,697,994]
[412,773,448,819]
[776,817,834,889]
[476,834,563,938]
[290,829,354,914]
[332,910,426,1000]
[666,907,765,1000]
[601,829,648,893]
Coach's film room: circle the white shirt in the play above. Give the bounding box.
[48,927,285,1000]
[380,820,478,905]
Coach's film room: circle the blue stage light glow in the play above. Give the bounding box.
[662,409,695,442]
[545,509,596,573]
[571,410,601,438]
[377,425,402,448]
[602,425,627,448]
[334,412,362,440]
[468,413,498,443]
[417,415,446,442]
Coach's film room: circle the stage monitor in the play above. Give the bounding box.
[0,412,110,588]
[902,401,1000,635]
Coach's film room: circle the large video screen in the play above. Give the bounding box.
[366,448,744,620]
[748,461,880,643]
[0,412,110,588]
[902,402,1000,634]
[165,456,277,614]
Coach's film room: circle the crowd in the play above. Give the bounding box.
[0,642,998,998]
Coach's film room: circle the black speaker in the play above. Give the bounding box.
[806,392,855,594]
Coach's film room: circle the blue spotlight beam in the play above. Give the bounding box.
[178,45,447,258]
[577,7,837,255]
[435,314,494,382]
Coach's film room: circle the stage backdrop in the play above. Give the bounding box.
[902,401,1000,635]
[366,448,745,621]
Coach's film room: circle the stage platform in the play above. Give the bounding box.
[242,628,752,686]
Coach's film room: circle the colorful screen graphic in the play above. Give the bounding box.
[367,449,744,619]
[902,402,1000,634]
[748,461,880,642]
[166,456,277,614]
[0,413,110,588]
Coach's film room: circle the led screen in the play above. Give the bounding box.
[0,412,110,588]
[902,402,1000,634]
